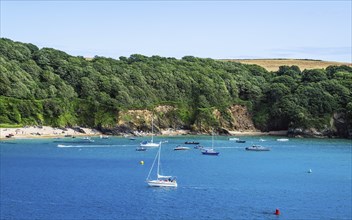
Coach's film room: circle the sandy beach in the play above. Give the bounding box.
[0,126,288,140]
[0,126,101,139]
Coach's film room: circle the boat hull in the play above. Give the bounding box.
[277,138,289,142]
[147,180,177,187]
[245,148,270,151]
[201,149,219,155]
[202,152,219,155]
[140,142,160,148]
[184,142,200,145]
[174,146,190,150]
[245,145,270,151]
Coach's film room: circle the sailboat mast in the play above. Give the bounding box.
[151,116,154,143]
[157,143,161,177]
[212,129,214,149]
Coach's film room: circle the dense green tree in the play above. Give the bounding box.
[326,65,352,79]
[302,69,328,83]
[271,75,298,92]
[296,83,337,115]
[266,83,290,102]
[0,38,351,137]
[278,65,301,78]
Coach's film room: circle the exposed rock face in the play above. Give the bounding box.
[99,105,351,138]
[117,106,183,132]
[333,112,351,138]
[288,128,333,138]
[118,109,154,131]
[213,105,257,134]
[99,125,134,136]
[109,104,257,135]
[228,105,256,131]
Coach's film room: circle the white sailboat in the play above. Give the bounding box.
[146,142,177,187]
[140,117,160,148]
[201,129,220,156]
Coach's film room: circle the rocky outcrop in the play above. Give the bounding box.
[287,128,334,138]
[107,104,257,135]
[71,126,86,133]
[97,106,351,138]
[228,105,256,131]
[213,105,257,134]
[333,112,351,138]
[287,112,351,138]
[116,106,183,133]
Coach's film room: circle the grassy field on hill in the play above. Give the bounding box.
[223,59,352,71]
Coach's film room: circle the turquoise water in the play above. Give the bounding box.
[1,136,351,219]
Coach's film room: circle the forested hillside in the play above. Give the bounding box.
[1,38,351,137]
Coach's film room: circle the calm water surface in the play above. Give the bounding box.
[1,136,351,219]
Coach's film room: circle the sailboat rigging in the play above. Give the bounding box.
[146,142,177,187]
[140,117,159,148]
[201,130,220,156]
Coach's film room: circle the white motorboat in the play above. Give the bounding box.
[277,138,289,142]
[174,145,190,150]
[245,145,270,151]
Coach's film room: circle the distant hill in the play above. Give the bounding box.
[1,38,352,138]
[222,59,352,71]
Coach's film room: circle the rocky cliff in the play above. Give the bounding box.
[101,104,257,135]
[99,105,351,138]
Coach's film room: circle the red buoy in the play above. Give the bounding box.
[275,209,280,215]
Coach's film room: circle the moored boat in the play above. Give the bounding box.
[140,117,160,148]
[277,138,289,142]
[100,135,109,139]
[136,146,147,151]
[201,148,220,155]
[245,145,270,151]
[146,142,177,187]
[201,130,219,156]
[194,145,204,149]
[236,140,246,143]
[184,141,200,145]
[140,140,159,147]
[174,145,190,150]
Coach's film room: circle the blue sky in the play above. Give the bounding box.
[1,1,351,62]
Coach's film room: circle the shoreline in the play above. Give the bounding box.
[0,126,101,140]
[0,126,288,140]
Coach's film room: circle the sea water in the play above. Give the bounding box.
[1,136,351,219]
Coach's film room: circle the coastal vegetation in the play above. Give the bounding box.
[0,38,351,137]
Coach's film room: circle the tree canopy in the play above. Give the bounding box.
[1,38,351,135]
